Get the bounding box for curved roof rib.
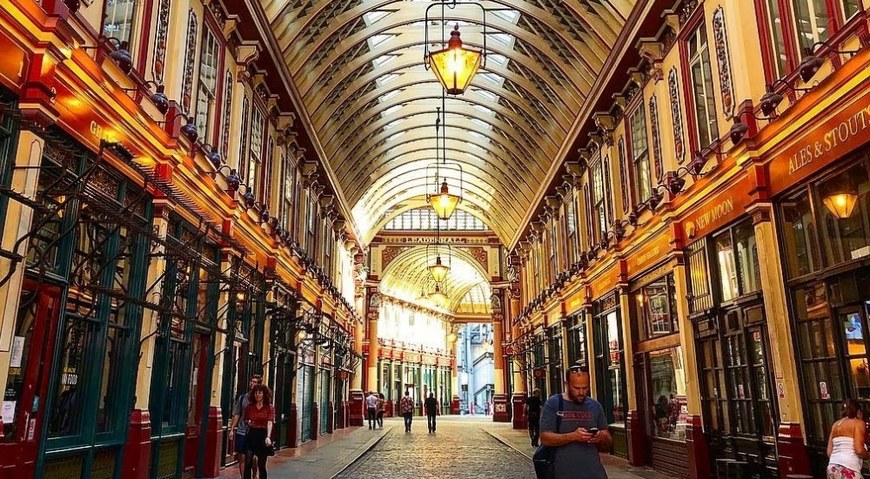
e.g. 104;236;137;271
261;0;634;244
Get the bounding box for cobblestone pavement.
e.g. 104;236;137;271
336;416;535;479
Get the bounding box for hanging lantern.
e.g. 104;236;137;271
428;282;448;306
428;24;482;95
427;242;452;282
429;180;461;220
822;176;860;220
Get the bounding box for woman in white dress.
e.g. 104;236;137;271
827;399;869;479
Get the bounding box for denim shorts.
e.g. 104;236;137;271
234;432;247;455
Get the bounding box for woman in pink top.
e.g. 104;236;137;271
244;384;275;479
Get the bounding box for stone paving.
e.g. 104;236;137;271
210;415;679;479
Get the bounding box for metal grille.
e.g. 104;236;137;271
43;455;84;479
155;439;181;479
90;449;117;479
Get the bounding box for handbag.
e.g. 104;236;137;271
532;394;564;479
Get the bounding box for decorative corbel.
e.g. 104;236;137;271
545;195;562;213
222;14;240;40
233;40;261;73
611;93;628;119
587;132;603;151
319;195;335;210
266;94;280;118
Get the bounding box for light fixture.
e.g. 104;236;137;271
428;25;482;95
822;178;859;219
428;255;449;283
799;47;825;83
82;36;133;75
426;105;463;220
423;3;488;96
149;84;170;115
158;113;199;143
729;119;749;145
759;84;784;117
428;282;448;305
427;229;452;282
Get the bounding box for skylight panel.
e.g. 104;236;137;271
385;119;404;129
488;54;507;66
363;11;389;25
383;105;402;116
490;33;513;45
372;55;395;67
475;89;498;101
377;74;399;85
370;34;393;47
478;72;502;84
471;118;491;129
387;131;406;142
492;9;520;23
473;105;494;115
468;131;486;140
379;90;400;102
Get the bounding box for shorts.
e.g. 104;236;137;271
234;432;247;455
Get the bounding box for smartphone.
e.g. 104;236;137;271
587;428;599;435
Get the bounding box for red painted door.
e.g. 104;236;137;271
0;282;61;479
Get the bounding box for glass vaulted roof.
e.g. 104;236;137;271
260;0;634;244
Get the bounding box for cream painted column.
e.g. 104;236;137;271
749;204;806;429
509;289;526;394
0;132;45;399
132;202;173;410
351;317;363;390
584;306;598;394
365;292;380;393
673;257;701;416
492;317;506;395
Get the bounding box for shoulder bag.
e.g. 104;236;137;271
532;394;564;479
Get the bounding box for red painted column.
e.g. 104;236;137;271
327;401;335;433
685;414;709;479
200;407;223;478
511;392;528;429
625;410;647;466
776;422;811;477
121;410;152;479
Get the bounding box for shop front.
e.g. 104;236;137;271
592;291;628;458
628;251;688;477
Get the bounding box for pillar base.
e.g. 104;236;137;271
685;414;709;479
349;390;365;426
451;396;461;415
511;392;528;429
289;404;299;448
777;422;811;477
626;410;647;466
121;410;151;479
492;394;511;422
200;407;222;478
312;403;319;440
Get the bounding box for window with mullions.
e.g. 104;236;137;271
281;151;296;233
248;108;265;196
761;0;860;81
148;221;219;433
46;170;152;444
566;193;577;264
546;326;563;395
634;274;680;339
590;160;609;244
686;22;719;149
102;0;138;46
817;161;870;267
714;220;762;302
566;314;588;369
195;26;220;144
549;222;558;282
629;106;652;203
383;208;488;230
0;95;19;223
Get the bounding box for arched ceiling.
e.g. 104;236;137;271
379;246;491;313
261;0;634;244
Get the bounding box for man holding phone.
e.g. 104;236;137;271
538;367;612;478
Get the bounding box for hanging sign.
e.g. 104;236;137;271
819;381;830;400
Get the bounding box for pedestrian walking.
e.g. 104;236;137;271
377;392;385;429
243;384;274;479
536;367;611;479
525;388;543;447
400;390;415;432
826;398;868;478
230;375;262;479
425;393;439;433
365;391;378;430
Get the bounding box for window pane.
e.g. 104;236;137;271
792;0;830;51
195;29;219;142
734;221;761;295
649;348;686;441
630;108;651;202
103;0;136;45
715;232;738;302
765;0;789;78
48;319;90;437
689;24;719;149
843;0;860;19
781;190;820;277
818;162;870;266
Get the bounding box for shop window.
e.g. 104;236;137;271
101;0;138;47
567;314;588;369
547;326;563;395
594;299;625;425
818;162;870;266
687;240;713;313
629;105;652;203
781;189;821;277
686;22;719;149
714;221;762;302
635;274;679;338
647;347;686;440
194;27;220;144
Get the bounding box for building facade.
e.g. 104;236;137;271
507;1;870;478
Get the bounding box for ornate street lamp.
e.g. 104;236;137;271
428;282;448;306
423;2;488;96
427;221;452;282
426;106;463;220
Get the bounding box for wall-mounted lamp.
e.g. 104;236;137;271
197;143;222;169
123;80;169;115
728;119;749;145
212;165;241;192
83;36;133;75
158;113;198;143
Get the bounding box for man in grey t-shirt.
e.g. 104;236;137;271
539;368;612;479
